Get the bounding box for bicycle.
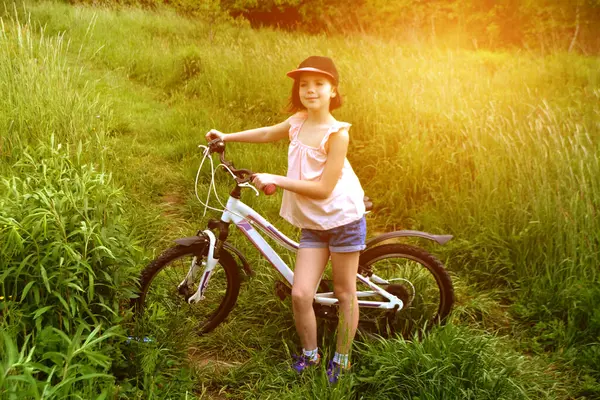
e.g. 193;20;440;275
133;139;454;338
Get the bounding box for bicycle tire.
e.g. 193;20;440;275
135;244;241;335
358;243;454;337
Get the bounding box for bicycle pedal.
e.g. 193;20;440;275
275;281;291;301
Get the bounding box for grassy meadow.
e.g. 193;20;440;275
1;1;599;398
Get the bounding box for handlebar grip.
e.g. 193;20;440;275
263;184;277;196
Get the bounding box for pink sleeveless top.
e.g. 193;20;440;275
279;112;365;230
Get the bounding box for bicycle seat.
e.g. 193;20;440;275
364;196;373;212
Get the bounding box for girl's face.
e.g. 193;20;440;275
298;72;337;111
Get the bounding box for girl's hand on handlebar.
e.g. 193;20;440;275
252;173;279;195
206;129;225;142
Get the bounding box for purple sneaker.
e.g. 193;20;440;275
291;353;320;373
327;360;350;384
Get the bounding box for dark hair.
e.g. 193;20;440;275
286;77;343;113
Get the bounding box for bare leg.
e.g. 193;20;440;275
331;251;361;355
292;247;330;351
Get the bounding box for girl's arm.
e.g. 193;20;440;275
253;129;350;200
206;118;291;143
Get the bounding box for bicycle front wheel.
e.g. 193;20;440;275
358;243;454;337
135;244;241;335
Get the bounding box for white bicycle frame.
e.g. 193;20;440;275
186;194;404;311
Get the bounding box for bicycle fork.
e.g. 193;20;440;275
178;230;219;304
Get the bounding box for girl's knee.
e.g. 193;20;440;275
334;288;356;306
291;287;313;309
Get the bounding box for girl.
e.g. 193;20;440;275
205;56;366;383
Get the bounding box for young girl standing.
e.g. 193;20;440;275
205;56;366;383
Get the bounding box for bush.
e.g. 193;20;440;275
0;142;141;397
0;13;144;397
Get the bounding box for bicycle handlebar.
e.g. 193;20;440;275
207;138;277;196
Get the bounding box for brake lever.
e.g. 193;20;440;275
238;182;260;196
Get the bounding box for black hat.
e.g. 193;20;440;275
286;56;339;85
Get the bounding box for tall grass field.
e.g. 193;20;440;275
1;1;599;398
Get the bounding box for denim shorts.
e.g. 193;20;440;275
299;216;367;253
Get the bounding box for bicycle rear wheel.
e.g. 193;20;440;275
358;243;454;337
135;244;241;336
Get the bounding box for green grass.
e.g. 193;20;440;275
2;1;599;398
